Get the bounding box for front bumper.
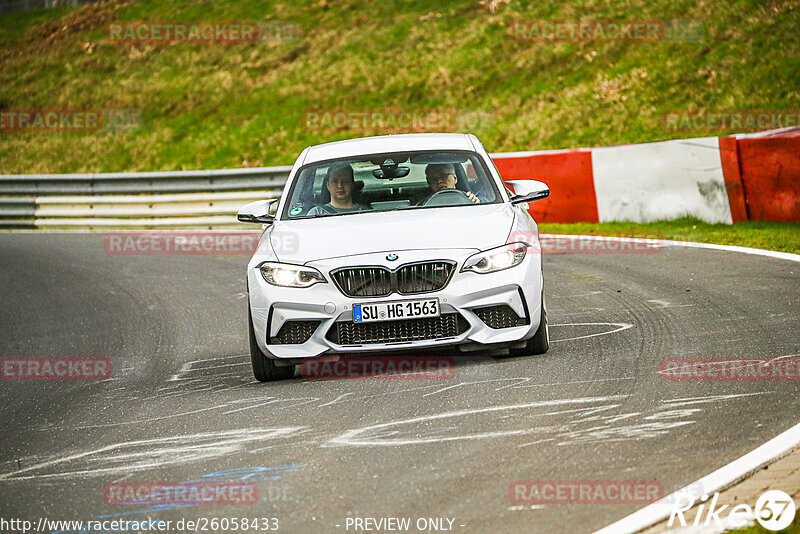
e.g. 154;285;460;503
247;248;543;359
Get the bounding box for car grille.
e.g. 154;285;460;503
270;320;321;344
396;262;454;294
332;267;393;297
473;305;528;329
332;261;455;297
326;313;467;345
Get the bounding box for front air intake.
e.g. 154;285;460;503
326;313;468;345
270;320;321;344
473;305;528;329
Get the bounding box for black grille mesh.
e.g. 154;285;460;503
270;320;321;344
473;305;527;329
396;262;454;294
332;262;454;297
332;267;392;297
327;313;466;345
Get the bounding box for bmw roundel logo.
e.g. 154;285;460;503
386;253;398;261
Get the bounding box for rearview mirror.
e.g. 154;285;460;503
506;180;550;205
237;199;278;224
373;166;410;179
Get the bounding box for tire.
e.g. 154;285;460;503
509;291;550;357
249;305;294;382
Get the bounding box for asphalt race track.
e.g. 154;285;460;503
1;233;799;534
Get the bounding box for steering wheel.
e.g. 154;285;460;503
419;188;474;207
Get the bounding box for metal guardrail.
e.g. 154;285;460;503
0;166;292;229
4;128;794;229
2;0;106;17
0;166;292;194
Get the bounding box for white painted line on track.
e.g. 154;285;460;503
550;322;634;343
661;240;800;263
593;419;800;534
541;234;800;264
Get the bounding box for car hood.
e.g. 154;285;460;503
269;203;516;264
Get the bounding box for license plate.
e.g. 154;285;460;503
353;298;439;323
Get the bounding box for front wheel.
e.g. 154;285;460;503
509;291;550;357
249;305;294;382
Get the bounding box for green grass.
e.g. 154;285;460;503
539;217;800;254
1;0;799;173
724;517;800;533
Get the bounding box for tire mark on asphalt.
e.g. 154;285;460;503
0;428;306;481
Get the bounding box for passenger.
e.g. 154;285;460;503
421;163;480;204
307;164;368;216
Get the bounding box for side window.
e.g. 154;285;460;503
466;156;497;202
287;168;319;217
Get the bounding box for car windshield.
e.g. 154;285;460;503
281;150;502;219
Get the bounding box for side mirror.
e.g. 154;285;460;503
237;199;279;224
506;180;550;205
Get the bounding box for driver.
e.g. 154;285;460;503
421;163;480;204
307;164;368;216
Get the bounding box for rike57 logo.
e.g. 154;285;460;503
670;490;796;531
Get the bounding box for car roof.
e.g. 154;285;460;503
302;133;476;165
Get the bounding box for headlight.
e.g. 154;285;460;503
259;262;327;288
461;243;527;274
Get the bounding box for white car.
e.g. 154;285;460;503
238;133;551;381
